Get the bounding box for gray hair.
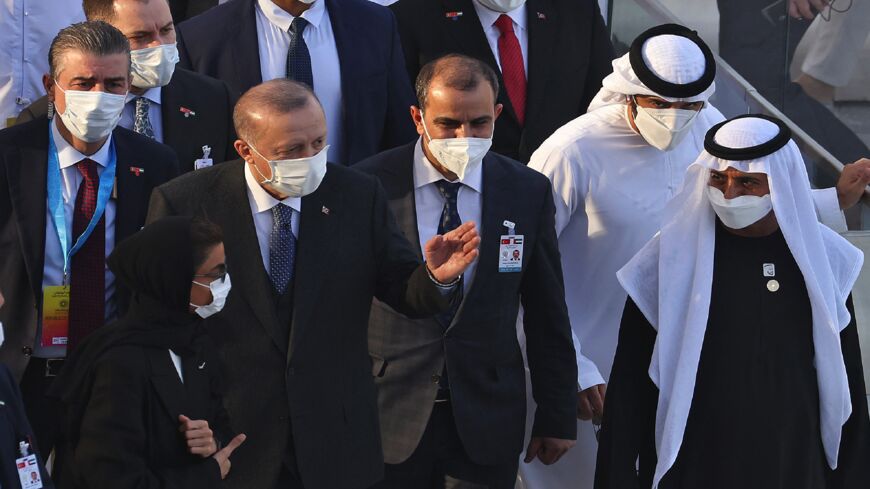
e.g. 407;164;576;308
49;21;131;79
415;54;499;109
233;79;323;144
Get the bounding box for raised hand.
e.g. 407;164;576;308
424;221;481;284
836;158;870;210
178;415;217;457
213;434;247;480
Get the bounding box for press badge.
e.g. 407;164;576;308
498;220;523;273
16;442;43;489
41;286;70;347
194;145;213;170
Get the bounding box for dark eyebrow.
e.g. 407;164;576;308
161;21;174;30
105;76;128;84
433;116;461;125
127;30;152;37
68;76;96;83
470;116;492;124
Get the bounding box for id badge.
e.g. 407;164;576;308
16;454;43;489
498;235;524;272
41;286;70;347
194;158;213;170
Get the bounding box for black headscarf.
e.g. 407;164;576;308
49;216;210;435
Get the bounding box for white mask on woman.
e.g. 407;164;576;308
250;144;330;198
55;84;127;143
632;98;700;152
706;186;773;229
190;274;232;319
130;43;179;89
421;114;491;180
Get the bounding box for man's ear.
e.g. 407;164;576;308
494;103;503;121
233;140;252;161
43;74;55;103
410;105;425;136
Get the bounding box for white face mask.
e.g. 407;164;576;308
421;114;491;181
250;144;329;198
706;186;773;229
632;99;700;152
190;273;232;319
476;0;525;13
55;84;127;143
130;43;179;89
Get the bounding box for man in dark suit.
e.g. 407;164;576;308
391;0;614;163
0;21;178;453
146;78;480;489
355;54;578;488
175;0;417;165
17;0;237;174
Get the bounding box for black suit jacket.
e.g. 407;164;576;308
176;0;417;165
16;69;237;174
391;0;614;162
356;143;578;465
60;343;230;489
0;118;179;379
146;161;451;489
0;364;53;489
169;0;219;23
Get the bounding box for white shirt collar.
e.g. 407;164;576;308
51;117;114;169
125;86;162;106
412;137;483;193
244;162;302;214
257;0;326;31
472;0;527;31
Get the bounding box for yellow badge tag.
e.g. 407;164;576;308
41;286;70;347
5;117;17;129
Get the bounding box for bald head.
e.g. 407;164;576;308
234;79;323;145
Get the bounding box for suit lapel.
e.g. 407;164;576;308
524;0;556;129
211;164;285;354
447;154;511;331
230;0;264;95
146;349;190;420
288;167;342;360
113;131;150;243
6;120;49;303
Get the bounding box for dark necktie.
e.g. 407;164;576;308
434;180;463;327
133;97;155;139
494;14;527;126
270;205;297;295
68;159;106;351
286;17;314;88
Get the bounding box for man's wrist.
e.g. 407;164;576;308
425;263;461;288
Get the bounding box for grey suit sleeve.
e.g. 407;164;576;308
370;178;451;318
520;183;579;440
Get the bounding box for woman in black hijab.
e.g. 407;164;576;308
50;216;246;489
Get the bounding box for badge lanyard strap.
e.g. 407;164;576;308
46;124;117;284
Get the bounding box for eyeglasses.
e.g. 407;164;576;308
193;269;228;285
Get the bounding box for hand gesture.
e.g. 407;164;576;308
424;221;481;284
788;0;830;19
577;383;607;422
213;434;246;480
178;415;217;457
836;158;870;210
524;436;576;465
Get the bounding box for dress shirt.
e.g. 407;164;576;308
120;87;164;142
472;0;529;75
244;163;301;274
169;350;184;383
255;0;345;163
0;1;85;128
413;138;481;293
38;118;117;358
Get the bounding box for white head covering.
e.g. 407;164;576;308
589;24;717;111
617;115;863;488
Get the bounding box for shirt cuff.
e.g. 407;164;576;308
813;187;847;233
425;264;460;295
573;331;605;390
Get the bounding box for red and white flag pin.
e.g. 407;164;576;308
129;166;145;176
321;206;330;215
180;106;196;118
445;11;463;19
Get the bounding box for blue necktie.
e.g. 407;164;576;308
286;17;313;88
270;205;297;295
434;180;463;326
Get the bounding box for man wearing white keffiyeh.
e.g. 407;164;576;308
596;114;870;489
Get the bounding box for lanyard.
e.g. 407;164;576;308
46;124;117;283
